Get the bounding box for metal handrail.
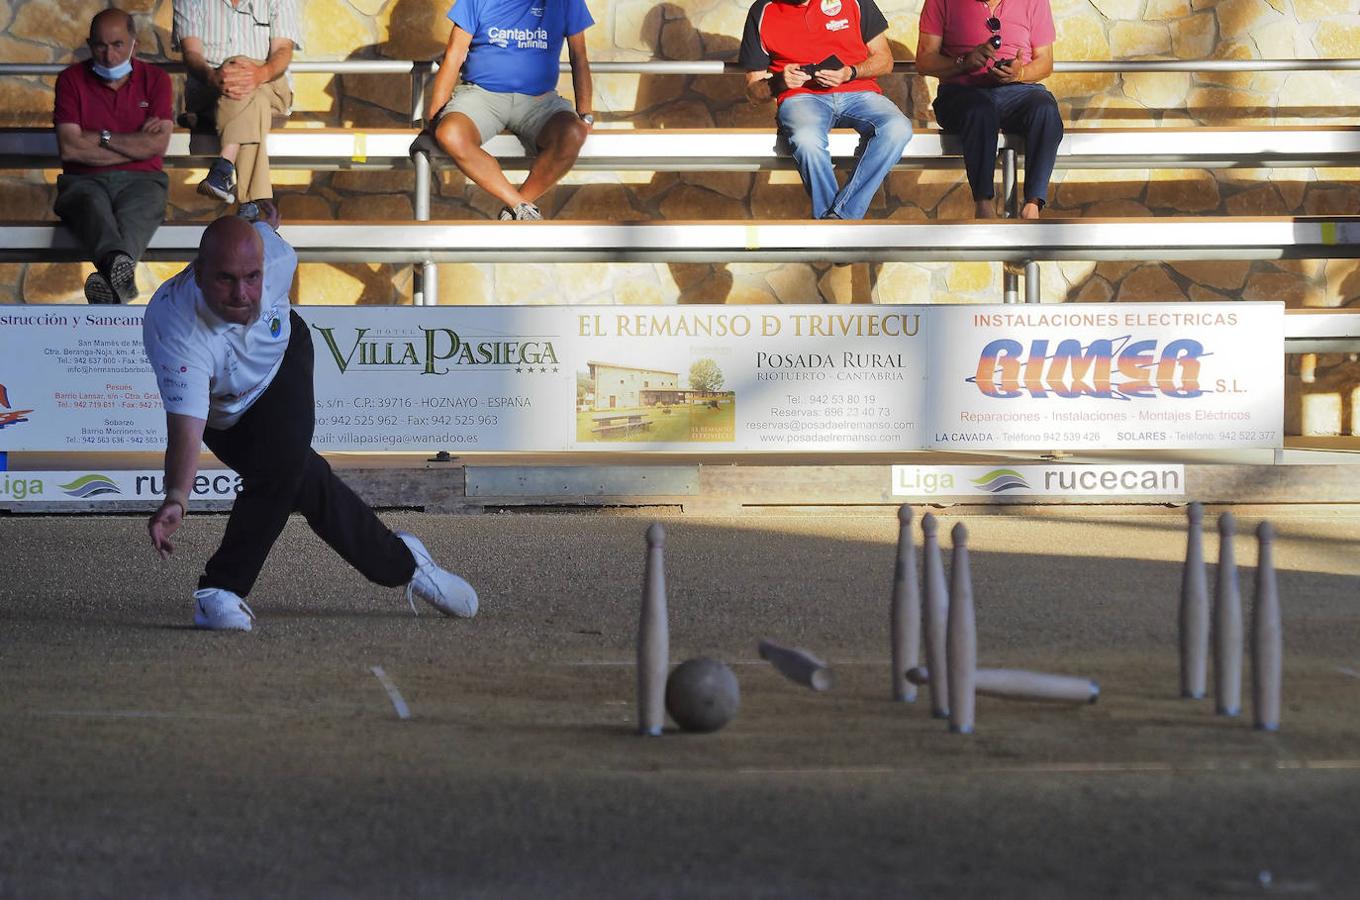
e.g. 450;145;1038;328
4;58;1360;77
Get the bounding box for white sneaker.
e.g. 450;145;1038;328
398;532;479;618
193;587;256;631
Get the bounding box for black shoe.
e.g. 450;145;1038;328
83;271;119;305
106;253;138;301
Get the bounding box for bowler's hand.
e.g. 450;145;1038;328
782;66;812;90
148;501;184;560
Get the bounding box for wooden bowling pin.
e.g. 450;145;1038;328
907;666;1099;704
921;512;950;719
890;505;921;703
637;523;669;736
1252;521;1282;732
758;639;833;691
1180;502;1209;700
1213;512;1243;717
946;522;976;734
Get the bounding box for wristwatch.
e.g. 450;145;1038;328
579;112;595;125
99;129;112;148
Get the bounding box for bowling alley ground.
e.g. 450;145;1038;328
2;505;1358;898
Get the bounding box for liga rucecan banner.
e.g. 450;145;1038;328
0;303;1282;453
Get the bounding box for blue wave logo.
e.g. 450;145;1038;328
58;473;121;498
970;468;1031;493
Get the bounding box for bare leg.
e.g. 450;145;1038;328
1020;200;1042;219
518;111;588;204
435;112;525;208
220;143;240;163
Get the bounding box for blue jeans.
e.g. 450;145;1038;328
933;82;1064;205
777;90;912;219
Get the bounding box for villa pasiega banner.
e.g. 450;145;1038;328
0;303;1283;453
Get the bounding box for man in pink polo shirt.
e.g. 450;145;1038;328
916;0;1063;219
53;9;172;304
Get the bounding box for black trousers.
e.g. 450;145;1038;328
199;311;416;597
932;82;1064;204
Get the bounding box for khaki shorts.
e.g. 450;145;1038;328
438;83;574;150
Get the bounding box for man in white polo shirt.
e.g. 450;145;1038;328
142;206;478;631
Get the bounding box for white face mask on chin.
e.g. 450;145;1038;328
92;41;135;81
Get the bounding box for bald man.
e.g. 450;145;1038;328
142;206;479;631
54;9;171;303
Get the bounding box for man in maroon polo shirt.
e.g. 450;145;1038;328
54;8;172;304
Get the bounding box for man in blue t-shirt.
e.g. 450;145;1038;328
426;0;595;220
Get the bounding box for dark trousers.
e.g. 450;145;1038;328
53;170;168;270
199;311;416;597
933;82;1064;204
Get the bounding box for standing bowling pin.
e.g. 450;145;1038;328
758;639;833;691
921;513;950;719
1213;512;1243;717
637;523;670;736
1252;521;1282;731
946;522;976;734
890;505;921;703
1180;502;1209;699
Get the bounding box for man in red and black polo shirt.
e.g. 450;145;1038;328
53;8;172;304
740;0;911;219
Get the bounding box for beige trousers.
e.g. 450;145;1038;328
188;62;292;202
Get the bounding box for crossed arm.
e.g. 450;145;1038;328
55;118;172;167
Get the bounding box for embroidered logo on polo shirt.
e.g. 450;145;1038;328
820;0;842;15
139;100;149;108
270;316;281;338
826;18;850;31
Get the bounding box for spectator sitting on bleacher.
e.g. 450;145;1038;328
173;0;302;218
53;9;171;305
423;0;595;221
739;0;911;220
915;0;1063;219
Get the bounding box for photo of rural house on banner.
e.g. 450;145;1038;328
576;357;735;444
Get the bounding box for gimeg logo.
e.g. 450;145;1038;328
970;336;1206;400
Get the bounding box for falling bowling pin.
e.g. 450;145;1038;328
637;523;669;736
1213;512;1243;717
1252;521;1282;732
921;512;950;719
946;522;976;734
1180;502;1209;700
890;505;921;703
758;639;833;691
906;666;1098;704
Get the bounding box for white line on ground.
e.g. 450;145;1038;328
717;759;1360;777
1336;666;1360;680
370;665;412;720
34;710;262;721
562;659;887;667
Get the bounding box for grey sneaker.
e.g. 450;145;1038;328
107;252;138;301
397;532;478;618
498;201;542;221
193;587;256;632
237;201;261;222
83;271;119;305
198;160;237;204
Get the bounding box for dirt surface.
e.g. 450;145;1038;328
2;508;1359;898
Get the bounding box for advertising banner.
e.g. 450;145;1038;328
0;303;1284;454
567;307;928;451
0;469;240;506
891;464;1186;499
926;304;1283;450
